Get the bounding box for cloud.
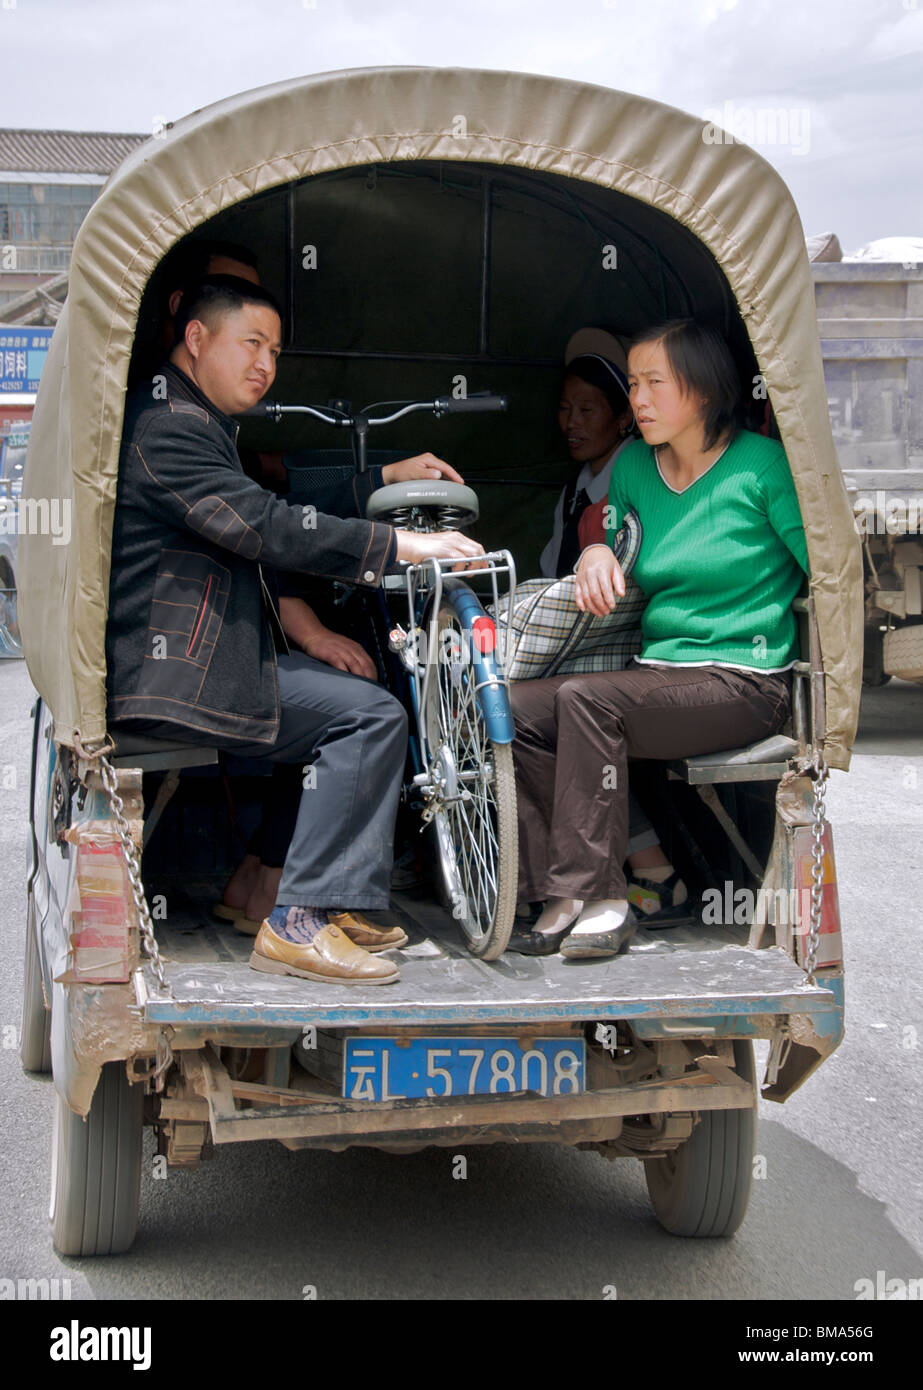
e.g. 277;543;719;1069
0;0;918;247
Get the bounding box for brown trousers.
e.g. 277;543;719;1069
510;659;793;901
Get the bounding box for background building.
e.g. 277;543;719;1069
0;128;147;324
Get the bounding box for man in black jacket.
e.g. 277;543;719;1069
107;276;483;984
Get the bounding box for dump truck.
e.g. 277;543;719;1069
812;256;923;683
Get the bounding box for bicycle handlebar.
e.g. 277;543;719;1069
241;391;507;471
433;393;508;416
241;393;507;425
240;402;348;425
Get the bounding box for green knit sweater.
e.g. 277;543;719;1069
605;430;809;671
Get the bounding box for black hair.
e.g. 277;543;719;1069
629;319;742;450
160;238;259;290
172;276;283;347
564;354;632;419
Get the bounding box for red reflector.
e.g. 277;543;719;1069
792;823;842;969
63;832;133;983
471;616;496;654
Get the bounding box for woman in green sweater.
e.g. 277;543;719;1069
510;319;808;958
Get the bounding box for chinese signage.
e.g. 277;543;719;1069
0;327;54;393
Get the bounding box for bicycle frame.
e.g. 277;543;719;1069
395;552;518;749
385;552;519;944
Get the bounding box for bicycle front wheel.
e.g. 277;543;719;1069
421;597;518;959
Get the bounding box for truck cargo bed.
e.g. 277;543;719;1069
136;890;837;1029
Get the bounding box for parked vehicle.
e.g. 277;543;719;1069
811;259;923;683
19;68;861;1255
0;417;27;657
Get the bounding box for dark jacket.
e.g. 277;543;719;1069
106;364;395;745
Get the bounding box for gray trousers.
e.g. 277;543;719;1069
125;653;408;911
236;654;408;909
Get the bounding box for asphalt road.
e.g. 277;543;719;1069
0;658;920;1302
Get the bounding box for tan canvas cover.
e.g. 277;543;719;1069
19;66;862;769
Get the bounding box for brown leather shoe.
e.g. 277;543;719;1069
249;923;400;985
211;903;263;936
327;911;409;952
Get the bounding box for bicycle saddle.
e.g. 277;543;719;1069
365;480;479;528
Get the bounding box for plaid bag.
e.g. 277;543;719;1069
499;510;647;681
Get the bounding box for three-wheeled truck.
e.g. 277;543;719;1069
18;67;862;1255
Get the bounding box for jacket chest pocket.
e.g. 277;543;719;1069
146;549;231;696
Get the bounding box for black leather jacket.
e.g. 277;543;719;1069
105;363;394;745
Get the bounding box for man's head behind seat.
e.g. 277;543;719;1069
164;238;260;317
171;275;283;418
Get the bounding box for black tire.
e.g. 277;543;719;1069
862;626;891;686
643;1039;757;1237
20;897;52;1074
49;1061;144;1256
421;597;518;959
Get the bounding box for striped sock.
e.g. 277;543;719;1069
267;905;327;944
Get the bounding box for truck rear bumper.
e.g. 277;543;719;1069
167;1042;756;1153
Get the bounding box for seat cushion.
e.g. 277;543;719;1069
109;730;219;769
683;734;800;769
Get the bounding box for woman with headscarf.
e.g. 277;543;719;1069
539;328;637;579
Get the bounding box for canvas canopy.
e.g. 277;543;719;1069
19;66;862;769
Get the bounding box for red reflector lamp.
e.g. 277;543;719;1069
792;823;843;969
471;616;496;654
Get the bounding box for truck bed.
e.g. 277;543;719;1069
136;889;838;1030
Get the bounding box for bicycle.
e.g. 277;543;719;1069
255;391;519;960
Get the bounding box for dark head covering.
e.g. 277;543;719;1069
564;352;631;416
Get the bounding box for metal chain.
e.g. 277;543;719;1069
804;750;830;985
98;754;171;994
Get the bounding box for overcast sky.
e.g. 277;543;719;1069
2;0;920;250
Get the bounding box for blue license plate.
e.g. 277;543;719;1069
343;1036;585;1101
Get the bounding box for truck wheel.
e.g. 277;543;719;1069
862;626;890;686
420;595;518;959
643;1039;756;1237
49;1062;144;1256
883;625;923;682
20;898;51;1074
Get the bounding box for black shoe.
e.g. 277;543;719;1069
506;926;570;956
628;870;696;930
637;901;700;930
559;907;638;959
